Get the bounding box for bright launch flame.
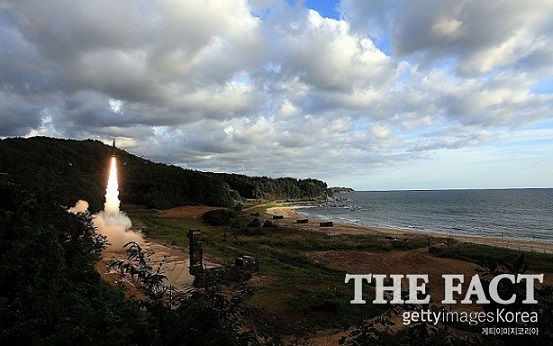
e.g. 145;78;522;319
105;156;120;215
69;152;144;251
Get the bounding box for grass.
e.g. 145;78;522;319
126;204;553;332
127;210;206;246
126;206;393;330
429;243;553;273
243;202;278;215
287;288;380;329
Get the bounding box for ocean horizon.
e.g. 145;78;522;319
297;188;553;243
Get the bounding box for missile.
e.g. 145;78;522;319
112;139;116;156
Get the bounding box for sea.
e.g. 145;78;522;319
296;189;553;243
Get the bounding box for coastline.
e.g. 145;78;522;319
266;205;553;254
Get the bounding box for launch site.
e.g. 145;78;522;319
1;0;553;345
1;137;552;345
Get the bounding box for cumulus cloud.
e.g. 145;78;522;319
1;0;552;189
340;0;553;75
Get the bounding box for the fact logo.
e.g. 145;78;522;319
344;274;544;305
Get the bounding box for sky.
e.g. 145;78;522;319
1;0;552;191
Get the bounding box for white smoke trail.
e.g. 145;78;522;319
69;156;144;251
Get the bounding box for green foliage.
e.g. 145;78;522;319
477;254;553;345
288;289;379;329
0;177;291;346
341;254;553;346
202;209;237;226
0;137;331;211
328;187;354;194
429;243;553;273
0;177;151;345
0;137;108;211
109;240;280;346
340;316;464;346
248;217;263;228
210;172;330;200
110;242;171;305
0;136;234;209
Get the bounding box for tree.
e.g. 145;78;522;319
110;241;276;345
0;177;152;345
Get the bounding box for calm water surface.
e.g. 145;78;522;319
297;189;553;242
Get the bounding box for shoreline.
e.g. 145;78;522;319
266;205;553;254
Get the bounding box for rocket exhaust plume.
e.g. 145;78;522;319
105;156;121;214
93;156;144;251
69;153;144;251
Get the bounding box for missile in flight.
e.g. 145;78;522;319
112;139;116;156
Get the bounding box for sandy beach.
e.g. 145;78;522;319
266;205;553;254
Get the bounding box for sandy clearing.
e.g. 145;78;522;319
97;242;196;294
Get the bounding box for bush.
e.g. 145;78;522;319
288;289;380;328
201;209;236;226
248;217;262;228
0;179;151;345
429;243;553;272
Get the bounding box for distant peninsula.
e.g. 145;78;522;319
329;186;355;193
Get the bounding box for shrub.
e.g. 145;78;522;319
201;209;236;226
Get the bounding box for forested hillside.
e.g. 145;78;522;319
0;176;262;345
212;173;329;200
0;137;329;211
